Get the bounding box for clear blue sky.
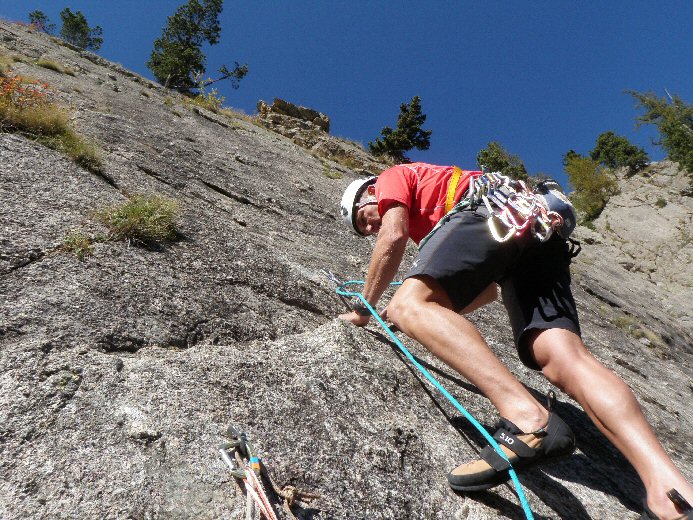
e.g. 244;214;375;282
2;1;692;187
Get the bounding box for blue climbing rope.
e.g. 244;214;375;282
335;279;535;520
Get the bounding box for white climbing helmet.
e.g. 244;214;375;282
340;176;377;236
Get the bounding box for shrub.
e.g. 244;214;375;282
629;90;693;177
369;95;431;163
564;155;618;222
655;197;667;208
183;76;225;112
590;131;649;175
0;73;68;134
0;72;103;172
477;141;528;181
562;149;581;168
97;194;180;245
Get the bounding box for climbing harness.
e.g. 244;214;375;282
328;273;535;520
220;425;319;520
419;170;576;250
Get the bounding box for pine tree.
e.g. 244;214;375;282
147;0;247;93
590;131;648;175
629;90;693;176
476;141;528;181
369;96;431;163
28;10;55;34
59;8;103;51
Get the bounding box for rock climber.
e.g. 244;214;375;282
338;162;693;520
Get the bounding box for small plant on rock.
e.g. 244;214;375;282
62;230;94;260
184;73;225;113
321;160;343;179
97;194;180;245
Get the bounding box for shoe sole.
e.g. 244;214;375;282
448;449;576;492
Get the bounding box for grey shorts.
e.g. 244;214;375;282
406;207;581;370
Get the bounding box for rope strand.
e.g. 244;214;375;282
335;280;535;520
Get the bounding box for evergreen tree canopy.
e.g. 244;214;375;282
590;131;648;175
147;0;247;93
59;8;102;51
368;96;431;163
476;141;528;181
28;10;55;34
629;90;693;176
562;149;582;168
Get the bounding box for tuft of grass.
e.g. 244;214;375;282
62;230;94;260
321;161;343;180
163;96;174;107
0;54;19;75
96;194;180;245
36;58;75;76
38;130;103;172
611;313;668;351
218;106;248;120
0;72;103;172
612;314;637;331
654;197;667;209
334;155;363;170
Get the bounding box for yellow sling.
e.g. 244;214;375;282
445;167;465;213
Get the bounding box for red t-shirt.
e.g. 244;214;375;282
375;163;480;244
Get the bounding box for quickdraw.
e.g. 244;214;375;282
220;425;278;520
469;170;566;243
220;426;319;520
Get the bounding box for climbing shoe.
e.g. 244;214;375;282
640;489;693;520
447;411;575;492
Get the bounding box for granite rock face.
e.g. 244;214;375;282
1;21;691;520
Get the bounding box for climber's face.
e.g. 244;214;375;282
355;203;381;236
